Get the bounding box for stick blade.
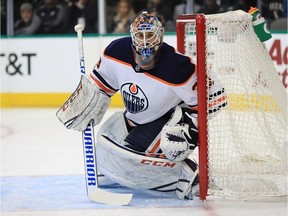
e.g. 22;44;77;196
88;188;133;205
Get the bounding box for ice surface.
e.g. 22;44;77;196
1;108;287;216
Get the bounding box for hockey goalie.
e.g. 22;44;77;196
57;12;227;200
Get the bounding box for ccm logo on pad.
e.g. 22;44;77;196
140;159;176;168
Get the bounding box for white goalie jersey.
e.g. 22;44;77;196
90;37;227;124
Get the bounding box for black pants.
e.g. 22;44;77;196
123;111;173;152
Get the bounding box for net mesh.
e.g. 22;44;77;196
183;10;287;197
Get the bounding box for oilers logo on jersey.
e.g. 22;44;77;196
121;83;148;113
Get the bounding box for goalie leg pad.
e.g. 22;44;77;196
56;75;111;130
176;157;199;200
96;112;182;190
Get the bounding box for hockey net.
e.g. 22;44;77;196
176;10;287;200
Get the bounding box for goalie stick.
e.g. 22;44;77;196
74;24;133;205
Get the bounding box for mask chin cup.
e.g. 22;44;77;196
134;47;158;70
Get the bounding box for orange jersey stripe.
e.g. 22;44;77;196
143;69;196;87
188;95;227;111
104;54;132;67
90;74;116;94
208;95;227;108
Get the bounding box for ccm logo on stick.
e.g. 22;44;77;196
140;159;176;168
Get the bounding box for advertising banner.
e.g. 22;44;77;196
0;34;287;107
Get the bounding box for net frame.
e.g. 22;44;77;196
176;11;287;201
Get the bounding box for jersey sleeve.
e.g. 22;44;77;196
90;55;119;97
206;72;227;119
173;69;227;118
172;72;198;107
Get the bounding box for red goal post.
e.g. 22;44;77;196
176;14;209;200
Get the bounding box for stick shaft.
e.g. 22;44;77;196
75;28;86;75
75;25;133;205
75;25;99;194
82;122;99;193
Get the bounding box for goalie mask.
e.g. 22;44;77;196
130;11;164;70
